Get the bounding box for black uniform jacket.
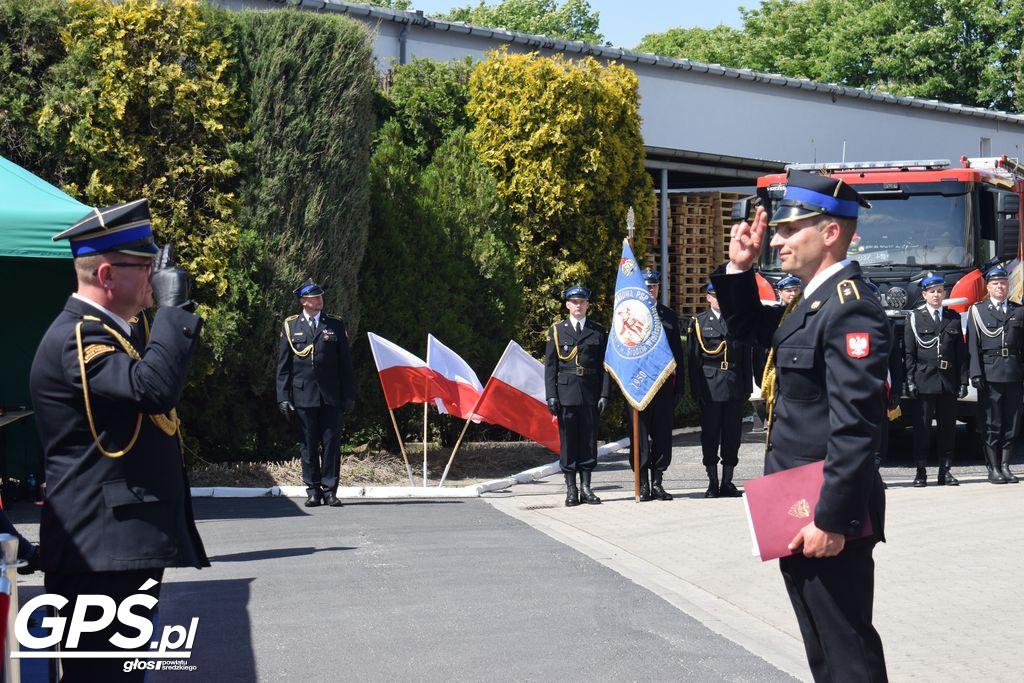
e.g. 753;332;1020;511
687;309;753;403
967;299;1024;382
276;313;356;409
712;263;890;539
544;318;611;406
29;297;208;573
904;306;967;394
658;303;687;397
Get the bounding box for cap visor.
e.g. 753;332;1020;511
768;206;824;226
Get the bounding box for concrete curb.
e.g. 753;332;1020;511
189;427;700;499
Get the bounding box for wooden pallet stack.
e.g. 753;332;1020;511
646;191;747;316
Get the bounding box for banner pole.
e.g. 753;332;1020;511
388;408;415;486
438;418;472;488
633;407;640;502
422;401;429;487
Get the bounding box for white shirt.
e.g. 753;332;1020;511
925;304;943;319
710;308;721;319
305;313;321;329
569;316;587;331
989;297;1008;311
72;293;132;336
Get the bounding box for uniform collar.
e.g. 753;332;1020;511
925;303;943;317
570;316;587;329
802;259;850;300
72;293;132;336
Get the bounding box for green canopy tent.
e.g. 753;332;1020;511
1;154;87;489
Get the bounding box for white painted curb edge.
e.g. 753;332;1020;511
190;427;700;500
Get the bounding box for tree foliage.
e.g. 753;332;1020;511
386;56;474;164
468;50;653;352
440;0;603;44
636;0;1024;112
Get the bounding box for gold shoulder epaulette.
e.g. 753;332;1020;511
82;314;101;322
285;314;299;321
325;313;342;320
837;279;861;304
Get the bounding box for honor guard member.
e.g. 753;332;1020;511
545;285;611;506
967;266;1024;484
777;275;802;305
904;273;968;486
630;268;686;501
712;169;889;682
30;199;208;682
687;281;752;498
277;280;356;507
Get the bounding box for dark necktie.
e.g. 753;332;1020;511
576;321;582;334
310;317;317;333
934;309;940;326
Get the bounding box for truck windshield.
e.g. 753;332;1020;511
762;183;972;270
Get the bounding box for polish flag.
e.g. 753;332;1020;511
426;334;483;420
367;332;445;410
472;341;560;453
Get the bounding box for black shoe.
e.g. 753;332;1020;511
937;466;959;486
1001;464;1019;484
323;492;343;507
639;482;653;502
304;492;323;507
988;469;1008;484
565;485;580;507
704;481;719;498
719;481;742;498
17;547;39;576
651;483;674;501
913;468;927;487
579;471;601;505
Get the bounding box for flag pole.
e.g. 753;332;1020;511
387;408;415;486
633;408;641;502
422;400;429;487
438;418;472;488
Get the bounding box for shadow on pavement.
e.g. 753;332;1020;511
207;546;356;563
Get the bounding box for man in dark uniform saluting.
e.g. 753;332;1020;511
967;266;1023;484
904;273;968;487
277;280;356;507
688;281;752;498
712;170;890;681
30;199;208;682
629;268;686;501
545;285;610;506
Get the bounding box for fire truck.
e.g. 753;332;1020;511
752;155;1024;418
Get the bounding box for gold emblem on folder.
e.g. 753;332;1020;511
787;499;811;519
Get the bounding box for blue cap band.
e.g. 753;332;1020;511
783;186;861;219
70;223;153;256
921;275;944;289
299;283;318;296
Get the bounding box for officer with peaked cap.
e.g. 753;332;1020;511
687;281;752;498
776;275;802;305
29;198;208;681
711;169;890;681
545;285;611;506
967;265;1024;484
904;273;968;487
627;268;686;500
277;279;356;507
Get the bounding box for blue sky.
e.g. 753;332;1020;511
404;1;746;48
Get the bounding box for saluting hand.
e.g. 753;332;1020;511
788;521;845;558
728;205;769;271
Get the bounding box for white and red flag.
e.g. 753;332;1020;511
367;332;446;410
472;340;559;453
426;334;483;420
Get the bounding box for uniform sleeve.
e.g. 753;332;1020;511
966;306;982;380
903;315;917;387
335;319;356;402
544;326;558;401
276;320;293;403
67;307;202;415
710;267;785;349
665;310;687;387
815;297;890;535
686;317;700;403
600;329;611;400
956;317;968;385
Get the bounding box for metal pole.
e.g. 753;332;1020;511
660;168;669;305
0;533;21;683
632;409;641;502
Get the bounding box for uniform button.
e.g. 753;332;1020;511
183;327;193;338
850;519;861;528
792;355;798;362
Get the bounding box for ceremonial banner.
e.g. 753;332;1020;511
472;341;559;453
367;333;446;410
426;334;483;420
603;239;677;410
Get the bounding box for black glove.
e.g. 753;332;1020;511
150;244;193;309
905;383;918;399
971;377;985;390
547;398;560;416
958;384;969;399
887;392;899;410
278;400;294;416
597;397;608;416
342;399;355;415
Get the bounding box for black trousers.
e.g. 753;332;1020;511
979;381;1023;454
45;568;164;683
780;542;888;683
558;404;598;472
295;404;342;494
699;398;743;468
912;393;956;466
630;381;675;474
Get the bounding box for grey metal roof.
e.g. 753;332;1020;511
287;0;1024;128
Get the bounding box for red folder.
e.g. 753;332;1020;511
743;460;873;562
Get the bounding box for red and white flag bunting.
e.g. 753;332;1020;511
367;332;446;410
472;340;559;453
426;334;483;421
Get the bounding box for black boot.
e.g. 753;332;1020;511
986;446;1007;484
937;461;959;486
719;465;742;497
639;468;653;502
564;471;580;507
651;470;673;501
913;467;927;487
1001;448;1019;484
704;466;720;498
579;470;602;504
